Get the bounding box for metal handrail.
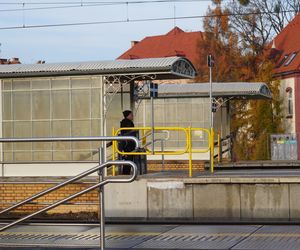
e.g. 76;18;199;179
140;130;170;146
114;127;189;155
0;160;137;232
109;129;170;173
0;136;139;250
0;135;139;165
0;160;133;216
0;136;139;146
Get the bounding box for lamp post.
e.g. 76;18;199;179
208;54;215;128
208;54;215;172
149;81;158;154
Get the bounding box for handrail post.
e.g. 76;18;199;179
210;128;214;173
112;127;116;177
98;146;105;250
161;139;165;171
188;127;193;177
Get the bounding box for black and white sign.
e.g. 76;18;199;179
207;54;215;68
150;82;158;98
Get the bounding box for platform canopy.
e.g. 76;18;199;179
0;57;196;80
157;82;272;99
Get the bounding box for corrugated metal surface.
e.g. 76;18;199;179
233;225;300;250
0;57;196;79
158;82;272;99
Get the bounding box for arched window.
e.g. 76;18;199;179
286;87;293;117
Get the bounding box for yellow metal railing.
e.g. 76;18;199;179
188;127;213;174
114;127;189;155
112;126;215;177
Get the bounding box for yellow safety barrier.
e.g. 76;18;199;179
187;127;212;177
112;126;215;177
114;127;189;155
210;128;214;173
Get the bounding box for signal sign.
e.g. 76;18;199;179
207;55;215;68
150;82;158;98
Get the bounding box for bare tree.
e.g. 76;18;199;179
227;0;300;54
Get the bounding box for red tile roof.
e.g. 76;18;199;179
117;27;203;66
273;14;300;76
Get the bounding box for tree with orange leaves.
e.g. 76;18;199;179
196;0;242;82
196;0;286;160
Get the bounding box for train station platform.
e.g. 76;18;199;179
1;222;300;249
101;168;300;223
2;167;300;223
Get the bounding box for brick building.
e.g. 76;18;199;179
0;58;21;65
272;13;300;158
118;26;203;67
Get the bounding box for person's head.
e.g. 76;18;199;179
123;110;133;120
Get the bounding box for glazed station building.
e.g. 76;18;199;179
0;57;197;176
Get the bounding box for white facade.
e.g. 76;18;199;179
279;77;296;134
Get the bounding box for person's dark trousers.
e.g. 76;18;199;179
122;155;133;175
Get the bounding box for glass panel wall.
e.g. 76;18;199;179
135;98;212;149
1;76;105;161
106;92;131;136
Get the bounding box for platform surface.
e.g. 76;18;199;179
1;223;300;249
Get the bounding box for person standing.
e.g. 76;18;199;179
119;110;137;175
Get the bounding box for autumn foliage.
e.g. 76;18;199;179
196;0;286;160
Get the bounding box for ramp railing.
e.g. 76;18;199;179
0;136;139;250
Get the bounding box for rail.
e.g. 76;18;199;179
113;127;214;177
0;160;137;232
142;130;169;170
110;128;170;175
0;136;139;250
114;127;189;155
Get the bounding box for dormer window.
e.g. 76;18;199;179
285;52;298;66
276;54;289;68
286;87;293;118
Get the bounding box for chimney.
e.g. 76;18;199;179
131;41;139;47
9;58;21;64
0;59;8;64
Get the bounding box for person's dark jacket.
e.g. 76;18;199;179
119;118;137;152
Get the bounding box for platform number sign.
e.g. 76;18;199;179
150;82;158;98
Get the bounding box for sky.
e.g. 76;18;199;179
0;0;211;64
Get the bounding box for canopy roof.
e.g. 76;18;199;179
158;82;272;99
0;57;196;80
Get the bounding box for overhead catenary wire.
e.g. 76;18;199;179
0;0;217;12
0;9;297;30
0;0;214;5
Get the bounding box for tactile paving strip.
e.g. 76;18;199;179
133;233;249;249
0;232;158;248
1;225;300;249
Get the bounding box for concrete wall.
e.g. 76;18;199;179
105;177;300;222
3;176;300;221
